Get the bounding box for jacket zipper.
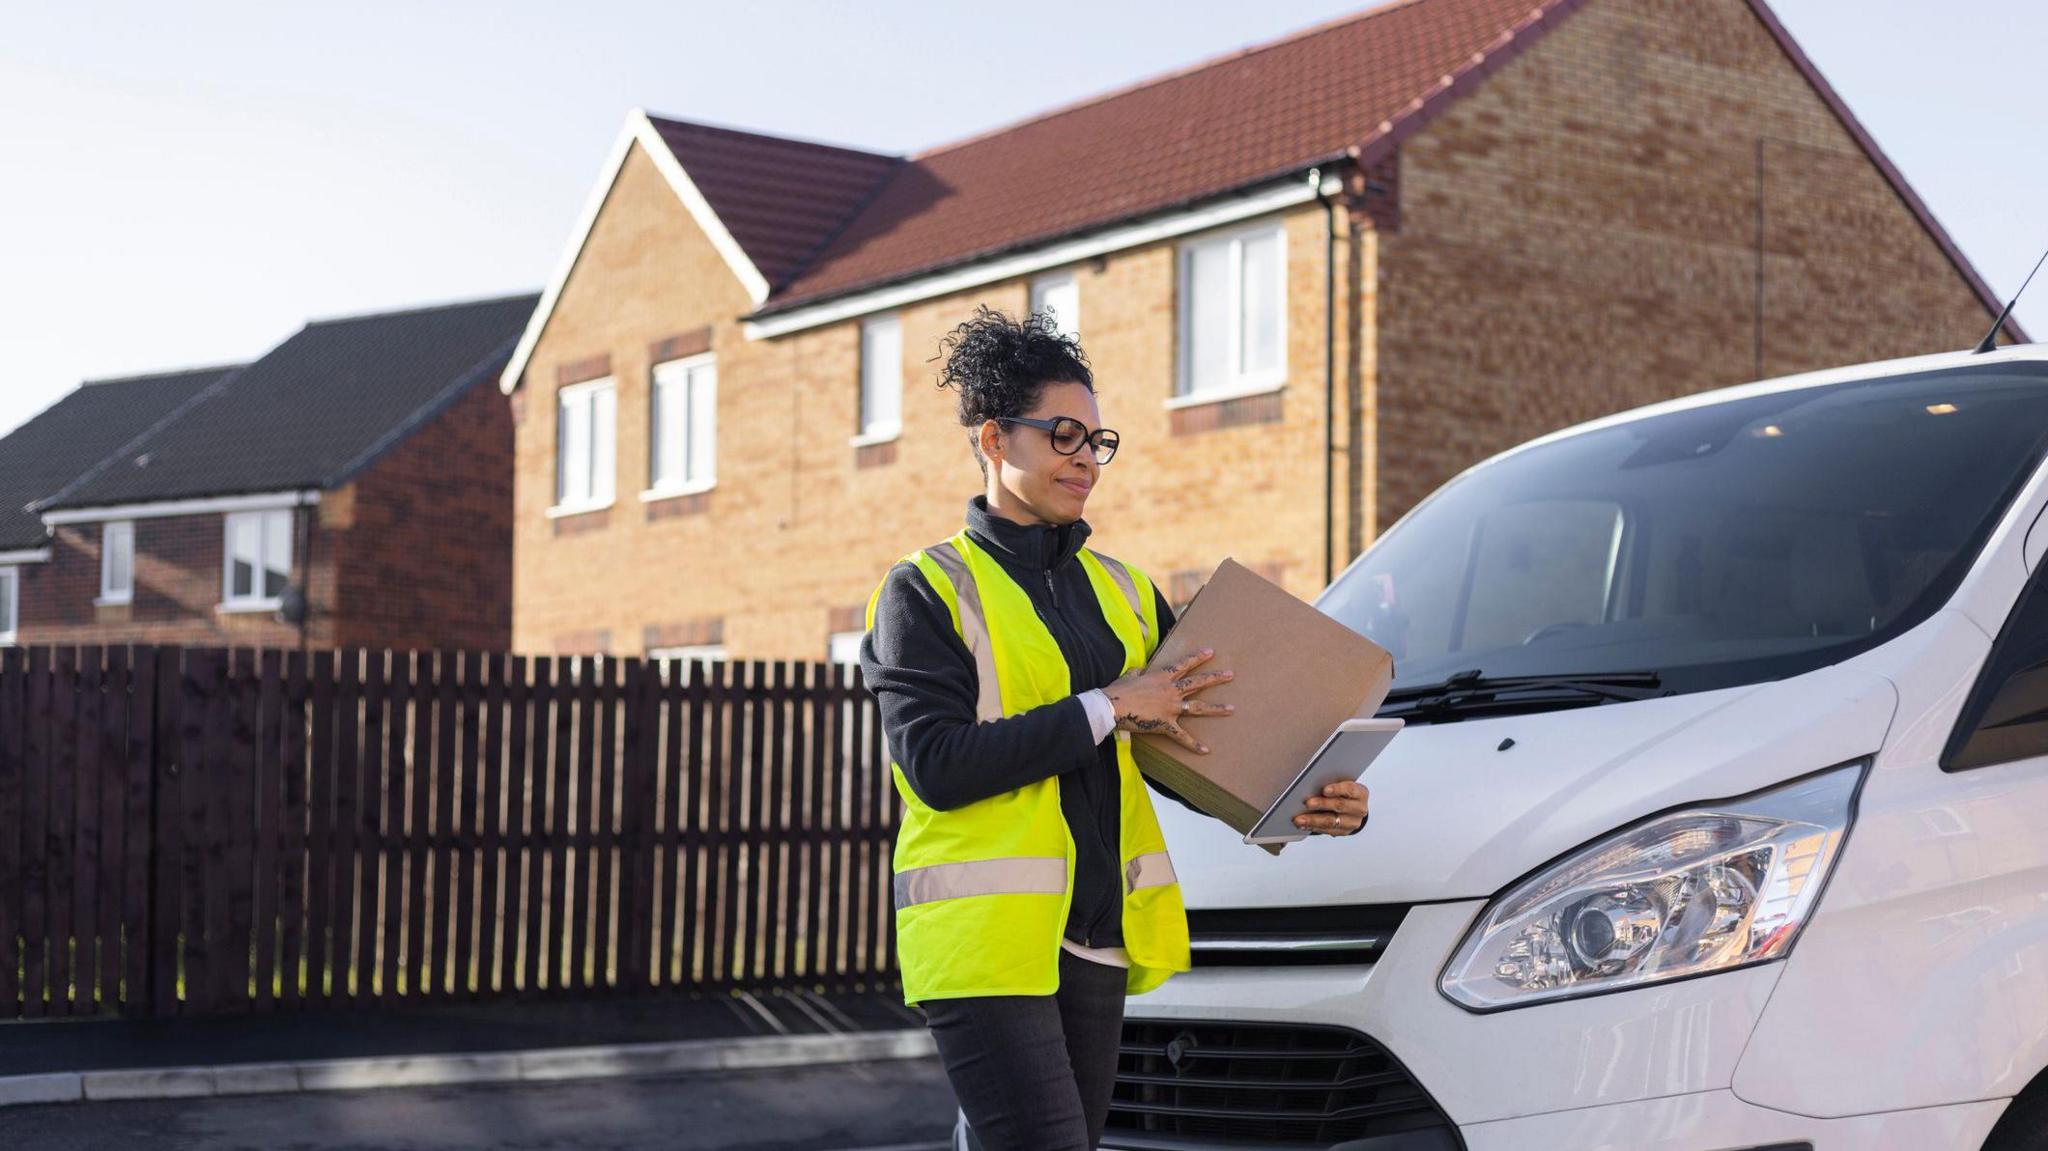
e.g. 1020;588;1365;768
1032;557;1117;949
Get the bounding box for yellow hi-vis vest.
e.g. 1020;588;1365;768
865;529;1191;1005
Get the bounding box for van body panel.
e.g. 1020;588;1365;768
1736;609;2048;1117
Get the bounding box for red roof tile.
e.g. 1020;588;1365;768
750;0;1569;312
646;117;900;290
633;0;2015;345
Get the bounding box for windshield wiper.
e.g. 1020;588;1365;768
1379;669;1665;722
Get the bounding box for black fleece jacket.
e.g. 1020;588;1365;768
859;496;1202;951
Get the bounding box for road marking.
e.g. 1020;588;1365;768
784;993;843;1036
734;989;793;1035
800;989;865;1033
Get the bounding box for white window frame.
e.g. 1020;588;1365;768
644;353;717;500
220;508;293;612
1172;219;1288;407
0;566;17;643
1030;271;1079;340
827;629;865;666
853;313;903;446
98;519;134;605
648;643;729;683
550;377;617;516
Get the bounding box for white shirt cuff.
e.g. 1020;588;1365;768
1078;688;1117;744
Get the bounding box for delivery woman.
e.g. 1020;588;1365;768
859;306;1369;1151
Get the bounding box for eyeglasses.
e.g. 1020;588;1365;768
996;416;1120;465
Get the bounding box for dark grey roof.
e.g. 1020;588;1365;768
39;292;539;512
0;366;239;549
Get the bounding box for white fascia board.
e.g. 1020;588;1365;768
41;490;320;526
741;172;1343;342
499;110;771;396
0;549;51;564
634;113;772;306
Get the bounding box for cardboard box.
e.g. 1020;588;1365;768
1130;558;1394;850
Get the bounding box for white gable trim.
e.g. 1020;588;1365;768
41;490;320;526
499;109;771;395
740;171;1341;341
0;548;51;564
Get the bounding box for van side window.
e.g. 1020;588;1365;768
1945;562;2048;771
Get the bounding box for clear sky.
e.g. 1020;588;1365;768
3;0;2043;436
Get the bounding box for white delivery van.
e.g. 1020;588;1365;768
1107;344;2048;1151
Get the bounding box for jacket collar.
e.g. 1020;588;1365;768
965;494;1091;573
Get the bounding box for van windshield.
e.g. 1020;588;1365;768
1322;362;2048;702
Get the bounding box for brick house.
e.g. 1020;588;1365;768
8;293;537;652
498;0;2024;663
0;366;240;644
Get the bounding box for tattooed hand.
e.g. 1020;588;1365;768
1103;647;1235;754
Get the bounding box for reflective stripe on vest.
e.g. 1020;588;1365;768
1092;554;1150;647
893;856;1067;909
1125;850;1177;893
923;540;1005;724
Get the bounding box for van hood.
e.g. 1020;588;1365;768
1153;663;1898;907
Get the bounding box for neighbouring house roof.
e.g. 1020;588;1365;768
35;292;538;514
0;366;238;550
503;0;2023;389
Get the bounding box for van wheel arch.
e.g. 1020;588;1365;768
1983;1069;2048;1150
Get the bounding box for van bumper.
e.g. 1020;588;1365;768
1458;1090;2005;1150
1113;901;2004;1149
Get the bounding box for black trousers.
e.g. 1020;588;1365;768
918;948;1128;1151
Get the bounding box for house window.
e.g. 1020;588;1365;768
0;567;16;643
857;314;902;442
827;629;865;666
649;643;729;683
222;509;292;609
1176;221;1286;402
555;378;617;510
649;354;716;495
99;520;134;604
1031;271;1079;340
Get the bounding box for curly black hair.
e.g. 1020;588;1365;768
934;305;1093;475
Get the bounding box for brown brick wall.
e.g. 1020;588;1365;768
1371;0;2004;529
511;141;1358;661
331;373;514;653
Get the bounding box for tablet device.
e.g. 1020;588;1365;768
1243;717;1404;845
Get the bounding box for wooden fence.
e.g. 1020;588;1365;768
0;645;902;1019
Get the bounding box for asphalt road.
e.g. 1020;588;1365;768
0;1056;956;1151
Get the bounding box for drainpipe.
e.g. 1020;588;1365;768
277;490;316;655
1310;167;1338;588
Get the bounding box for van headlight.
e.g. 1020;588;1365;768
1440;761;1866;1012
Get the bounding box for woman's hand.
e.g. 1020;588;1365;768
1104;648;1235;753
1296;780;1368;835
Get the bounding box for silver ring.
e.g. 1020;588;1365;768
1179;699;1189;714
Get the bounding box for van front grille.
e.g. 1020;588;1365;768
1105;1019;1457;1148
1185;904;1409;967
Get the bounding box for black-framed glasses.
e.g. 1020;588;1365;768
996;416;1120;465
